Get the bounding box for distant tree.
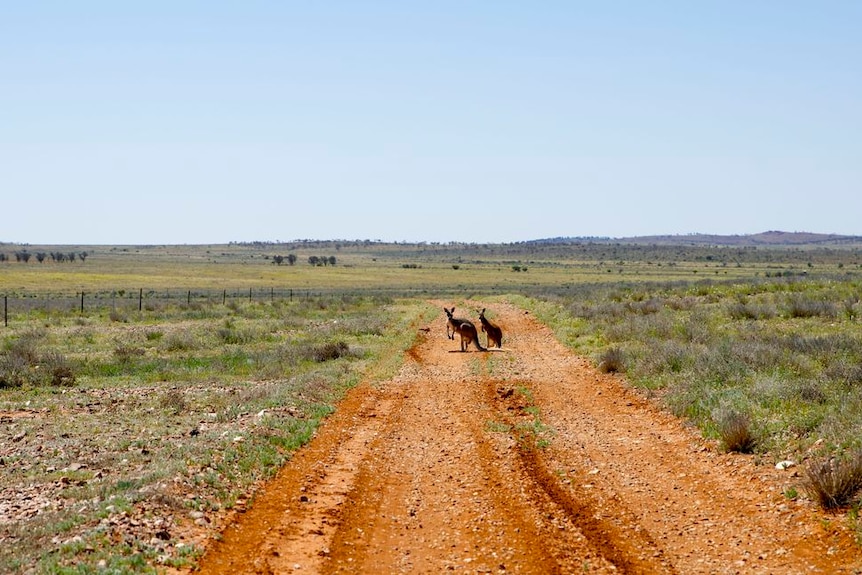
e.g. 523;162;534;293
0;253;6;262
328;256;337;266
68;252;76;262
272;255;285;265
308;255;320;266
15;251;31;263
287;253;297;266
79;251;88;262
36;252;46;263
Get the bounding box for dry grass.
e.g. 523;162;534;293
714;409;757;454
597;347;625;373
804;451;862;510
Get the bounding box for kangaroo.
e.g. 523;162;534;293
444;306;472;340
478;308;503;348
443;307;486;352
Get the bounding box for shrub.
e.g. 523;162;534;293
4;332;41;364
715;409;757;453
804;450;862;510
597;347;625;373
630;298;662;315
795;381;827;404
0;352;28;387
42;351;76;386
218;327;253;345
161;389;189;415
109;309;128;323
826;361;862;388
307;341;350;363
114;345;146;363
163;331;199;351
727;302;776;320
786;296;837;319
0;343;75;387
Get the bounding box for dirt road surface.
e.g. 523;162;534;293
193;301;862;574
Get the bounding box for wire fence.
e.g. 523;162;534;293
0;285;511;326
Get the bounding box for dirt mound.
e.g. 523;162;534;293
194;301;861;574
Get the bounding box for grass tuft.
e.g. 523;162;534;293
307;341;351;363
804;450;862;510
597;347;625;373
160;388;189;415
715;409;757;453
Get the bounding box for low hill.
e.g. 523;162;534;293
529;231;862;247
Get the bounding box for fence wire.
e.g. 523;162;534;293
1;284;519;325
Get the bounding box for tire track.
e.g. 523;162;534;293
486;379;676;574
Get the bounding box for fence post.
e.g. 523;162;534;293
223;289;226;305
249;287;252;302
139;288;143;311
80;291;84;314
188;290;191;305
4;295;7;327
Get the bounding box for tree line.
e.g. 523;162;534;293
270;254;337;267
1;251;89;263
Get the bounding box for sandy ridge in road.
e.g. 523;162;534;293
196;300;862;574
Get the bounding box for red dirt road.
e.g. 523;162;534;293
194;301;862;574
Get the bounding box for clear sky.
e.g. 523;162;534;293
2;2;860;244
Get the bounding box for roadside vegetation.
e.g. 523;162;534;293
515;276;862;515
0;294;431;573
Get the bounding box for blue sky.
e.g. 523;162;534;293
2;2;860;244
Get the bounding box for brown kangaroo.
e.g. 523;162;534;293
478;308;503;348
443;307;486;352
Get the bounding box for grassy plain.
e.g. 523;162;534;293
4;240;859;295
3;239;862;572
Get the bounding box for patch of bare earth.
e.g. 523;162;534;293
192;301;862;574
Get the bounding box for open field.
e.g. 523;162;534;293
2;240;862;572
3;240;862;296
